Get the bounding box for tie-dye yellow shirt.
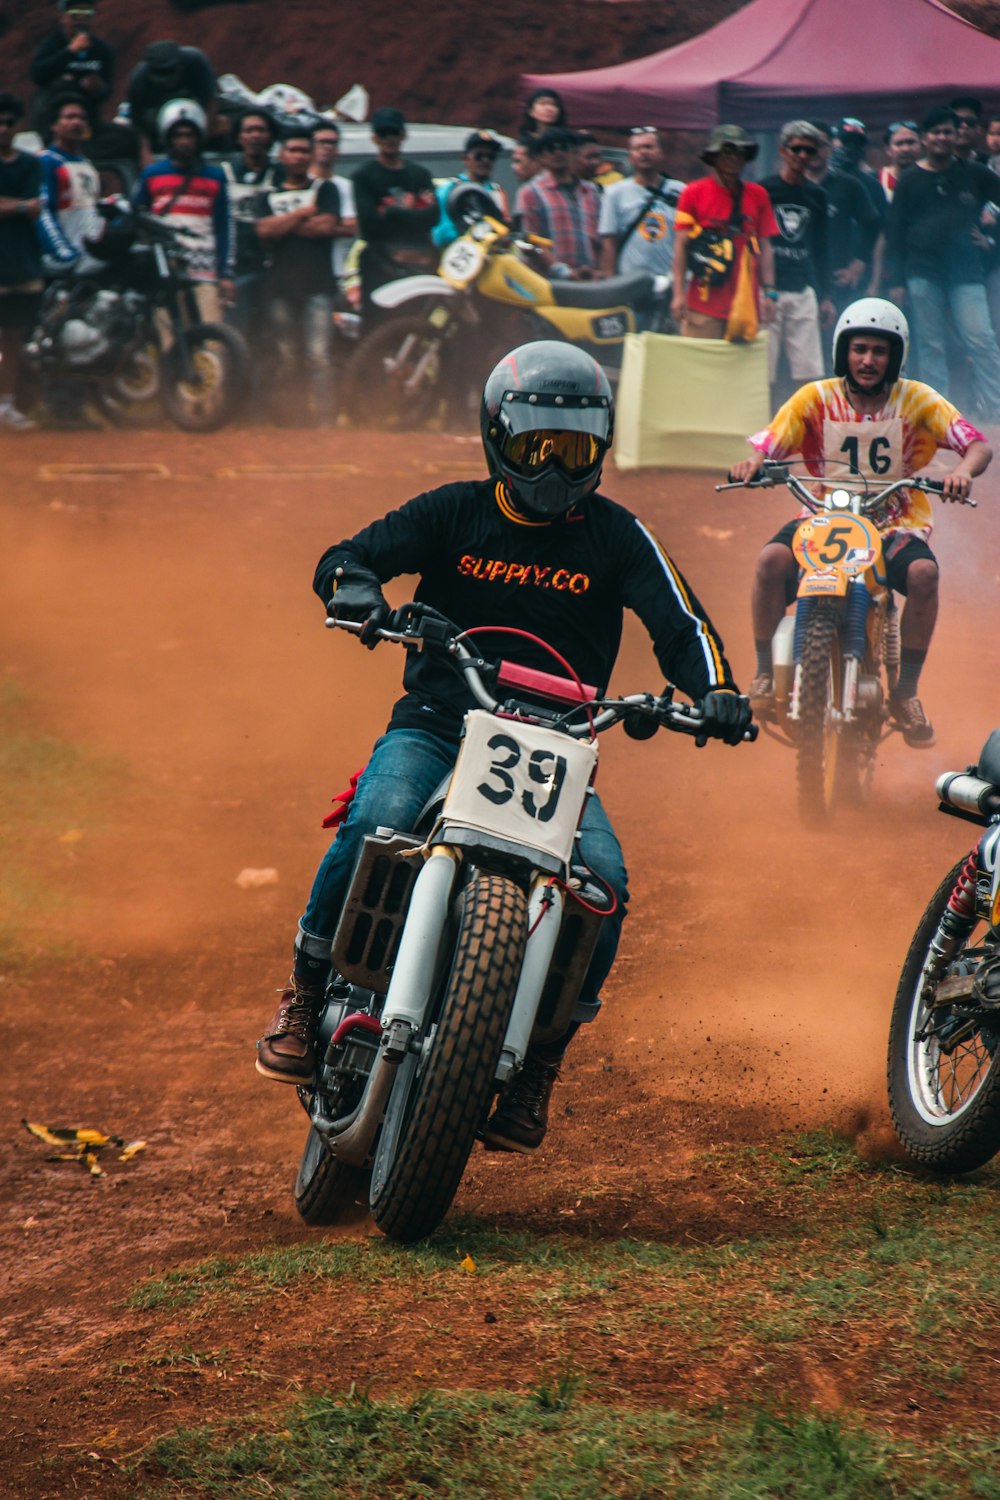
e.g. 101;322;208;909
748;377;984;537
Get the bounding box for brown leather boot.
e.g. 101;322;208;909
255;979;324;1084
483;1055;561;1154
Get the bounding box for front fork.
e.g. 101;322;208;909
787;585;869;724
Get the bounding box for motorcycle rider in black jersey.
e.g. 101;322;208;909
257;340;753;1153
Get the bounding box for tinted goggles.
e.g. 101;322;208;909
502;428;601;475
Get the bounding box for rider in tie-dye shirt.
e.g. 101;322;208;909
730;298;991;747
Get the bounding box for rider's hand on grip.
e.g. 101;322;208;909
327;568;390;649
699;690;755;746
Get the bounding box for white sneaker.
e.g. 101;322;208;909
0;403;37;431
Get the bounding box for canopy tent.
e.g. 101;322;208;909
522;0;1000;132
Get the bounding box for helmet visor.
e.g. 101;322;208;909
501;427;601;477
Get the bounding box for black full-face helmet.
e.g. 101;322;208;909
481;341;614;519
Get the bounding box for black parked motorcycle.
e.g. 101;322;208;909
887;729;1000;1172
25;201;248;432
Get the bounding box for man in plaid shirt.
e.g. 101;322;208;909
516;126;600;279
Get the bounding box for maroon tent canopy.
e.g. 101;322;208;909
522;0;1000;132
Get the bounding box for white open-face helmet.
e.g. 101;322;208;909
833;297;909;384
156;98;207;147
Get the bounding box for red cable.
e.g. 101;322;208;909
461;625;596;738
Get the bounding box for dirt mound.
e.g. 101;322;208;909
5;0;998;139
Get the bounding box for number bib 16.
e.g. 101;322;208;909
822;417;903;481
441;710;598;867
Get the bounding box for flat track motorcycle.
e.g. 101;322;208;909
887;730;1000;1172
293;603;755;1243
716;461;966;825
347;185;671;430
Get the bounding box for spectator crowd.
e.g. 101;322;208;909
2;0;1000;431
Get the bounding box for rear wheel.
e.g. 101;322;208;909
97;342;161;427
294;1124;370;1226
369;872;526;1243
888;858;1000;1172
796;601;846;825
347;314;451;430
161;322;248;432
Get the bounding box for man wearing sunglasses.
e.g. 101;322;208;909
256;338;750;1153
759;121;834;401
433;131;510;249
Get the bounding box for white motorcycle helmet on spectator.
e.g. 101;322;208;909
156;98;208;148
833;297;909;386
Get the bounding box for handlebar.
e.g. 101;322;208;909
715;460;975;511
325;604;757;745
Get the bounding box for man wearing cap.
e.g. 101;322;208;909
31;2;115;138
599;127;682;282
518;125;600;279
760;121;834;399
352;106;438;322
671;124;778;339
126;40;215;151
433;132;510;249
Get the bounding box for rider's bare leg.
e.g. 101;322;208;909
751;543;797;692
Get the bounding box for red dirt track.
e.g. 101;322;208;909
0;424;998;1494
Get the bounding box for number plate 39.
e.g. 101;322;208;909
442;710;598;866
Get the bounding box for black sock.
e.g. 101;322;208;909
293;947;331;996
896;647;926;700
755;639;773;677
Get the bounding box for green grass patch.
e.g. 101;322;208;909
139;1386;1000;1499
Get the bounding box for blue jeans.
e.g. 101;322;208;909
298;727;629;1017
266;292;335;418
906;278;1000;417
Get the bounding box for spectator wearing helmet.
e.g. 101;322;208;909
30;1;115;139
730;296;992;748
255;125;341;426
0;92;44;431
887;105;1000;419
671;124;779;339
126;40;215;152
254;340;750;1150
132;99;234;321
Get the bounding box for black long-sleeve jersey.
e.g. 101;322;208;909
314;478;736;742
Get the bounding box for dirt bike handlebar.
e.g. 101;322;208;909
325;609;756;744
715;462;975;509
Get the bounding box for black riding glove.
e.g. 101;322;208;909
699;690;753;746
327;567;390;648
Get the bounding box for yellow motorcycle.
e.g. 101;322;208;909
716;461;962;824
347;185;670;429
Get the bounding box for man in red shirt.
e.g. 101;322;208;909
671;124;778;338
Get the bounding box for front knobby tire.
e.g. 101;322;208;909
294;1123;371;1226
347;314;450;430
161;322;248;432
369;871;527;1243
796;602;846;825
887;858;1000;1173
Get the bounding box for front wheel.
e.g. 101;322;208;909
796;601;846;825
346;313;451;430
887;857;1000;1172
161;322;248;432
369;871;527;1243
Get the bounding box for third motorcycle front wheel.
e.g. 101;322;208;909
796;602;848;825
368;871;527;1243
887;857;1000;1172
346;314;451;430
161;322;248;432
